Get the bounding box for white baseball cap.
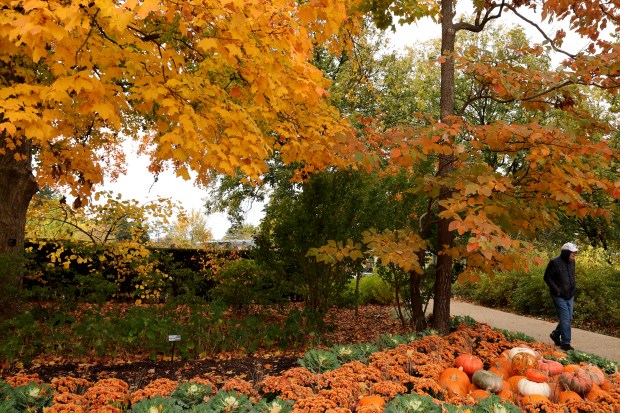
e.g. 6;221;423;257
561;242;579;252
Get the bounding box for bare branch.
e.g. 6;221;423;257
454;1;508;33
503;4;578;59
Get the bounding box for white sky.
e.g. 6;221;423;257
102;142;262;240
102;7;596;240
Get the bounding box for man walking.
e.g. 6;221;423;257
544;242;578;351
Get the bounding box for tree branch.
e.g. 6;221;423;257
503;4;578;59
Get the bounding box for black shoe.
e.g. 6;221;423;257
560;344;574;351
550;333;561;346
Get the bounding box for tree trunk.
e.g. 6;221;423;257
408;251;427;331
354;271;361;317
432;0;456;334
0;134;38;257
394;274;407;329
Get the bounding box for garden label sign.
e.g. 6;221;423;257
168;335;181;361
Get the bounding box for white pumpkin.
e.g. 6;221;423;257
508;346;538;360
518;378;551;397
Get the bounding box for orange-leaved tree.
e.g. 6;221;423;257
352;0;620;333
0;0;362;257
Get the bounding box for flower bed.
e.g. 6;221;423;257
1;323;618;412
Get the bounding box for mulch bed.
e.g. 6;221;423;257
17;356;301;389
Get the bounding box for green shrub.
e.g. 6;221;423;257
356;274;394;305
210;259;290;311
74;274;117;303
0;300;314;363
0;310;44;363
22;241;245;304
22;242;121;303
573;249;620;331
509;268;556;317
454;272;516;308
450;315;477;330
0;253;27;319
164;267;212;299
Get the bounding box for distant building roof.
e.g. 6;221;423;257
205;239;255;249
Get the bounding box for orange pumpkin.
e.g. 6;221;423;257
525;368;549;383
497;382;514;402
584;384;610;402
508;375;526;393
601;380;614;392
520;394;550;404
438;367;470;397
488;357;513;380
470;389;491;400
357;395;385;407
455;354;484;375
563;364;582;373
538;359;564;376
502;379;511;391
557;390;582;404
512;352;538;375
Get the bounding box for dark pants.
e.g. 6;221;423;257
551;295;574;345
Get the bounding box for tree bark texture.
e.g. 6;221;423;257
0;134;38;255
432;0;456;334
408;269;428;331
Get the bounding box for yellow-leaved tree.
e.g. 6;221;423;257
0;0;362;257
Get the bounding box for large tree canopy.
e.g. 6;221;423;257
334;0;620;332
203;7;620;332
4;0;620;335
0;0;362;253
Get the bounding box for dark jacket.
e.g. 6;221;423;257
544;253;576;299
